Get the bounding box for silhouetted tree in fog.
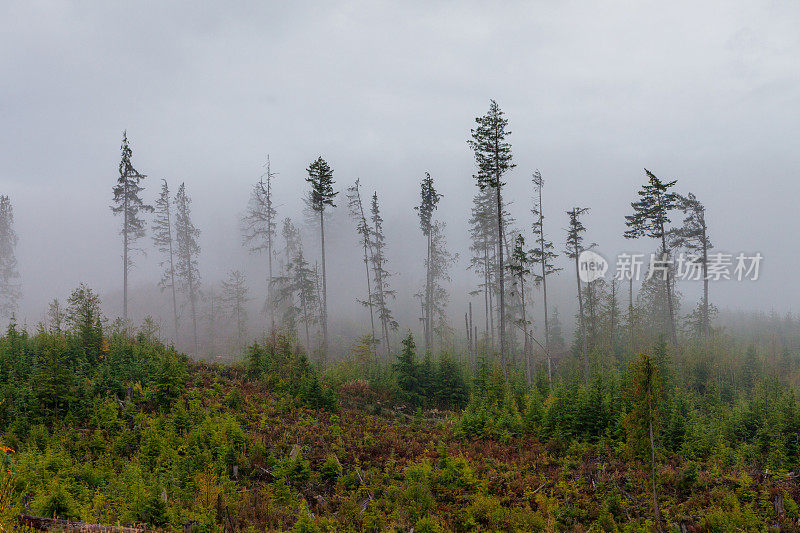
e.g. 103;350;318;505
274;218;319;350
415;172;443;354
421;221;457;350
468;100;515;378
346;179;376;347
624;169;680;348
507;234;532;382
111;131;153;322
370;192;398;355
468;187;498;351
152;179;179;341
0;196;20;320
221;270;250;349
305;157;337;364
670;192;713;340
242;156;279;331
530;171;560;382
566;207;590;383
174;183;201;356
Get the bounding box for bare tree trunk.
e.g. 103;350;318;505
267;176;275;333
363;240;376;344
702;226;709;341
496;186;507;379
609;278;617;355
629;276;634;352
469;302;474;368
659;230;679;348
425;231;432;352
575;252;589;384
484;242;493;350
301;284;311;350
319;211;328;364
123;190;129;323
188;275;198;357
521;281;532;385
464;312;470;366
537;184;552;383
166;208;179;343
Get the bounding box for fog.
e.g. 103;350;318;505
1;1;798;352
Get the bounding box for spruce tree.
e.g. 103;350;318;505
66;283;104;361
566;207;590;383
624;169;680;348
414;172;443;353
530;171;560;381
394;331;420;404
111;131;153;322
468;100;515;378
241;156;278;331
625;353;663;531
174;183;201;356
0;196;21;320
305;157;337;363
152;179;179;341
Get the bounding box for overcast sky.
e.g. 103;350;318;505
1;1;799;327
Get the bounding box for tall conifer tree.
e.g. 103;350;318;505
624;169;680;347
152;179;179;341
111;131;153;322
241;156;278;330
174;183;201;356
305;157;337;363
415;172;443;353
468;100;515;378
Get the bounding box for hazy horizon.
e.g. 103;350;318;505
2;1;798;340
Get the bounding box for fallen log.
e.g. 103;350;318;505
16;514;148;532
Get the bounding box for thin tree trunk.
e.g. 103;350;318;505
521;280;532;385
609;279;617;355
188;275;198;357
659;229;679;348
464;312;470;366
496;186;507;379
575;252;589;384
702;226;709;341
425;231;432;353
123;187;129;323
319;211;328;364
357;194;376;347
363;238;376;344
629;276;634;352
484;242;492;350
301;282;311;350
469;302;474;367
166;204;179;344
267;176;275;333
538;184;552;382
